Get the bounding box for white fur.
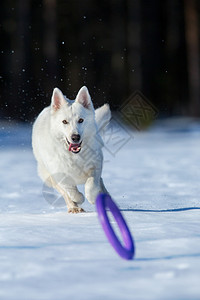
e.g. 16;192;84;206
32;86;111;213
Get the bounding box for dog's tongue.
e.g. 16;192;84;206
68;143;80;152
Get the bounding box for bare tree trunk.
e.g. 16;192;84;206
184;0;200;116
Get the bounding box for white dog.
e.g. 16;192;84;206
32;86;111;213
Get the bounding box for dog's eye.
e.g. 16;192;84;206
62;120;68;124
78;118;84;123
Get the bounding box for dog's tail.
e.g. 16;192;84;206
95;104;111;130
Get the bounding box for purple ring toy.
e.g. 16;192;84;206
96;193;135;260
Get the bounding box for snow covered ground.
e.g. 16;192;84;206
0;118;200;300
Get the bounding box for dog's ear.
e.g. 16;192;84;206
75;86;94;110
51;88;66;111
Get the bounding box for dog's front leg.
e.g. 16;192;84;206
66;186;85;205
59;187;85;214
85;176;102;204
49;176;84;213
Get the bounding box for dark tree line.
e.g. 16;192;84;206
0;0;200;122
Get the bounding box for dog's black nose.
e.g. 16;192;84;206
71;134;80;143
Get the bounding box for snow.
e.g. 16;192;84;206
0;119;200;300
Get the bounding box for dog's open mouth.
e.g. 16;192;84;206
66;139;82;154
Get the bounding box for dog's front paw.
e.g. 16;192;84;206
85;190;96;204
68;207;85;214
